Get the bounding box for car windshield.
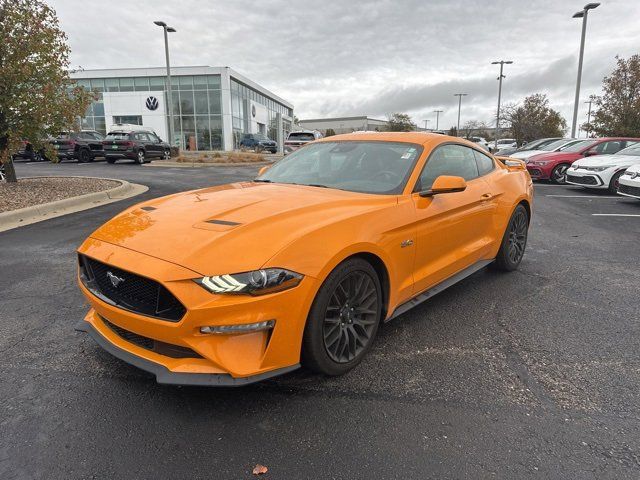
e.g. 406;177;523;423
255;134;269;141
105;133;130;140
541;139;572;151
288;132;316;141
616;143;640;156
498;139;515;144
519;138;556;151
561;139;597;152
257;141;423;195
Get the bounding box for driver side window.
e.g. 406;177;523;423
415;144;480;191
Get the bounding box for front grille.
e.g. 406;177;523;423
528;168;542;176
101;316;202;359
567;174;597;185
79;254;186;322
618;183;640;197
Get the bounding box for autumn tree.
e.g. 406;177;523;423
324;128;336;137
502;94;567;144
590;55;640;137
0;0;93;182
387;113;415;132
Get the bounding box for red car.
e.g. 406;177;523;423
526;137;640;184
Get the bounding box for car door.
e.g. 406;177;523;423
137;132;154;156
146;132;162;157
411;143;497;295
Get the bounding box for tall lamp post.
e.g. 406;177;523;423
584;97;593;138
454;94;468;136
491;60;513;151
423;119;430;131
154;21;176;148
570;3;600;138
433;110;443;131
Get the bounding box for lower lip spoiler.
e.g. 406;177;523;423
75;320;300;387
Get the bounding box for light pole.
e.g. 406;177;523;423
454;94;467;136
423;119;430;131
154;21;176;148
491;60;513;151
571;3;600;138
584;97;593;137
433;110;443;131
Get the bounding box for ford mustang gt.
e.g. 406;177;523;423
76;132;533;386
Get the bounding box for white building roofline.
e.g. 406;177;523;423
70;66;293;110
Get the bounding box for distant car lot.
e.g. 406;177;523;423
2;160;640;478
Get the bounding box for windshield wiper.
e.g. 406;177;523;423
253;179;272;183
306;183;329;188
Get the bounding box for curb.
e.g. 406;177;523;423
143;160;274;168
0;176;148;233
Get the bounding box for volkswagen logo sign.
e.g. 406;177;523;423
251;105;256;118
631;171;639;179
145;96;159;111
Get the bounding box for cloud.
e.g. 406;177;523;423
49;0;640;129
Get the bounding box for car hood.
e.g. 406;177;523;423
574;154;640;167
528;151;582;162
511;150;543;159
90;182;394;276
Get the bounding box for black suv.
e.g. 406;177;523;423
103;129;171;164
239;133;277;153
50;130;105;162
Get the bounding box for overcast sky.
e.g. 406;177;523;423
49;0;640;132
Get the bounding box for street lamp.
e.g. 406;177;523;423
570;3;600;138
491;60;513;151
433;110;443;131
423;119;430;131
453;94;468;136
154;21;177;148
584;97;594;138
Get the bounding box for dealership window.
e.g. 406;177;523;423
105;78;119;92
149;77;165;91
193;76;207;90
134;77;149;91
207;75;221;89
208;90;221;114
113;115;142;125
178;76;193;90
194;91;208;114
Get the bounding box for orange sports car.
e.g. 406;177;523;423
76;132;533;385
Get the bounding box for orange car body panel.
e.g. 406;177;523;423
77;132;533;382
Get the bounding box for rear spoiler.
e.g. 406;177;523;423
496;156;526;170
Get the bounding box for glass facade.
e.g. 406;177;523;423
75;75;223;151
74;71;292;152
230;78;294;149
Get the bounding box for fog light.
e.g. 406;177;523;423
200;320;275;335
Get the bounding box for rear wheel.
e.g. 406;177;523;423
136;149;145;164
302;258;382;375
608;171;624;194
550;163;570;184
78;149;91;163
106;157;116;164
492;204;529;272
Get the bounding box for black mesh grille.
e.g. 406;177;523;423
567;174;597;185
619;183;640;197
79;254;186;322
101;316;202;359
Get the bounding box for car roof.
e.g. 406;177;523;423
315;131;467;148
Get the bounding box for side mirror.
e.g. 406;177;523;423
258;165;270;176
584;149;598;156
419;175;467;197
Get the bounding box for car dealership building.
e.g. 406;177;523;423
70;66;294;152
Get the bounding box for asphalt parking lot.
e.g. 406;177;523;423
2;160;640;479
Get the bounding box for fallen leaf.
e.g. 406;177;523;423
252;464;268;475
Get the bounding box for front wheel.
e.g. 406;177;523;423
106;157;116;164
302;258;382;375
162;149;171;160
136;149;145;164
608;171;624;194
492;204;529;272
550;164;569;184
78;149;91;163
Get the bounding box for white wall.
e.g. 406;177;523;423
103;91;168;141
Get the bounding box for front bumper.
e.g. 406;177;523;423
565;169;606;187
618;178;640;199
76;238;316;385
526;164;552;180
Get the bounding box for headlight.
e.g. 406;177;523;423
194;268;303;295
588;166;612;172
530;160;549;166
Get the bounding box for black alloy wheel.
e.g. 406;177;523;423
302;258;382;375
609;171;624;194
78;149;91;163
136;149;145;164
492;204;529;271
551;164;569;184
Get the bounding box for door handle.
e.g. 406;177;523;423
481;193;493;200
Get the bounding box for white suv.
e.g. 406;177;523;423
566;142;640;193
617;164;640;200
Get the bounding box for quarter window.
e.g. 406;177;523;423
416;144;480;191
473;149;495;176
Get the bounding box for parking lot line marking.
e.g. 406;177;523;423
592;214;640;217
546;195;620;198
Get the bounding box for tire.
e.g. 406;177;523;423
162;149;171;160
136;149;145;164
78;149;91;163
492;204;529;272
106;157;116;164
608;171;624;194
550;163;570;184
302;258;382;375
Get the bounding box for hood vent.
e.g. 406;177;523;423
206;219;241;226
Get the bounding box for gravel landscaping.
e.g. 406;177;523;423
0;177;121;213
